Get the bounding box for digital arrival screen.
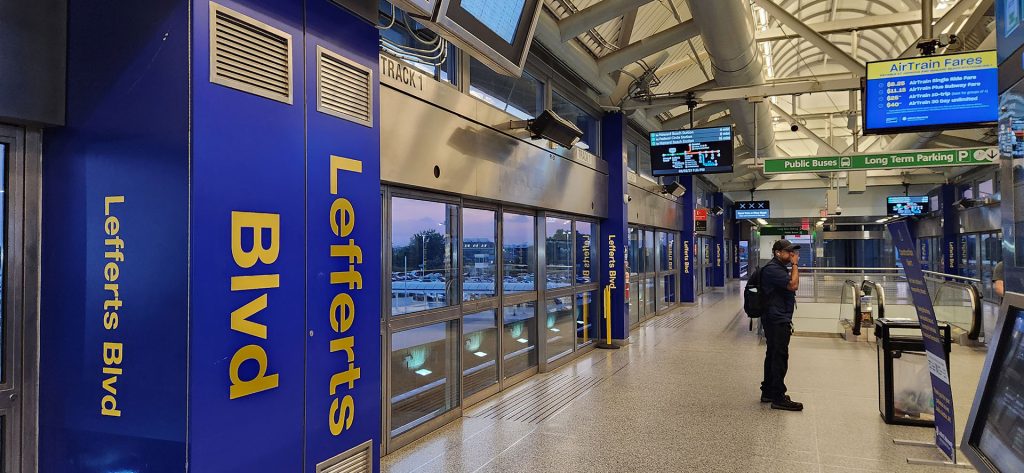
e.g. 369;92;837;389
887;195;930;216
865;50;998;134
650;126;734;176
460;0;526;44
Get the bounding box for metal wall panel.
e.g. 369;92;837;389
822;231;886;240
959;204;1001;234
0;0;66;125
627;182;683;231
380;84;608;218
914;216;943;238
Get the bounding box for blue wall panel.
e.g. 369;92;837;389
40;0;189;471
303;1;383;469
189;0;306;470
941;184;960;275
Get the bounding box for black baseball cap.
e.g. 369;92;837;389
772;239;802;252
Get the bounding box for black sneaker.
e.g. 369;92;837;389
771;397;803;411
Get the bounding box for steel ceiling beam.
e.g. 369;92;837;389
660;102;730;129
623;76;862;110
752;0;864;76
755;10;923;42
617;8;639;47
769;102;840;154
898;0;991;58
597;20;701;74
558;0;657;42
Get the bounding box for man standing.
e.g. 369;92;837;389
760;239;803;411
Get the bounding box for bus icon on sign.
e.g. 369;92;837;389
840;157;852;167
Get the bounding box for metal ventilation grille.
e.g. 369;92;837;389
317;45;373;127
209;2;293;104
316;440;372;473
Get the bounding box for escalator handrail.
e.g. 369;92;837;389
860;279;885;319
932;280;983;341
842;280;864;335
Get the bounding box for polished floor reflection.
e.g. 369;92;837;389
383;283;989;473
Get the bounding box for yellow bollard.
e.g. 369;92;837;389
597;285;620;349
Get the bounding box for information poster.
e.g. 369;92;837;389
865;51;998;134
889;221;957;461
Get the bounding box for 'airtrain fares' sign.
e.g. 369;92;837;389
762;147;997;174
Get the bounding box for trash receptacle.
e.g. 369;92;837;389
874;318;952;427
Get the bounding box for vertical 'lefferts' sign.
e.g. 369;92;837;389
327;155;364;436
228;211;282;399
102;196;125;417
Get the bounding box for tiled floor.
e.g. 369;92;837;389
382;283;989;473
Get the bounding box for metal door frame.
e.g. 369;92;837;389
0;124;41;473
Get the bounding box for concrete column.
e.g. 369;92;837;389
600;113;631;342
941;184;960;275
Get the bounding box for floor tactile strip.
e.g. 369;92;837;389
466;373;605;424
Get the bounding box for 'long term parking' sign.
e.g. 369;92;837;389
763;147;997;174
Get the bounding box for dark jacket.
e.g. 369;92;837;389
761;258;796;324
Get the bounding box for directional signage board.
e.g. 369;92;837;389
759;226;809;236
735;201;770;219
763;147;998;174
889;221;957;462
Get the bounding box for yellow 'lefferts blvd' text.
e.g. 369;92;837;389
229;211;282;399
327;155;364;436
102;196;126;417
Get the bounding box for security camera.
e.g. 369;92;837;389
790;123;799;132
834;206;843;215
661;181;686;198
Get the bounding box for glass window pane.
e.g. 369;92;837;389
628;227;640;275
638;148;653;179
545;296;575;362
644;230;655;274
503;212;536;293
390;321;459;437
645;277;656;315
463;310;498;398
662;274;675;309
658;232;670;272
627;142;639;172
576;221;594;285
551;91;600;154
503;302;538;377
576;291;596;347
469;59;543;120
391;197;458;316
979;178;994;199
545;217;572;289
463;208;496;301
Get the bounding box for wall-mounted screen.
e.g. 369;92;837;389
735;201;770;219
864;51;998;135
887;196;930;216
430;0;542;77
965;306;1024;472
998;0;1024;64
649;126;734;176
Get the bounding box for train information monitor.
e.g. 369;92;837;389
649;126;734;176
865;50;998;134
432;0;543;77
886;195;930;216
963;302;1024;472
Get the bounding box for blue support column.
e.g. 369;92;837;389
941;184;960;275
679;175;696;302
712;192;726;287
600;113;630;341
731;211;741;279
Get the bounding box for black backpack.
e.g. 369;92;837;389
744;265;765;319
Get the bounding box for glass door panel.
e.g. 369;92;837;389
462;310;498;399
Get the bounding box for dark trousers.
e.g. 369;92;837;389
761;321;792;401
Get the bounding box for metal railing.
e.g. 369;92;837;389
796;267;904;303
